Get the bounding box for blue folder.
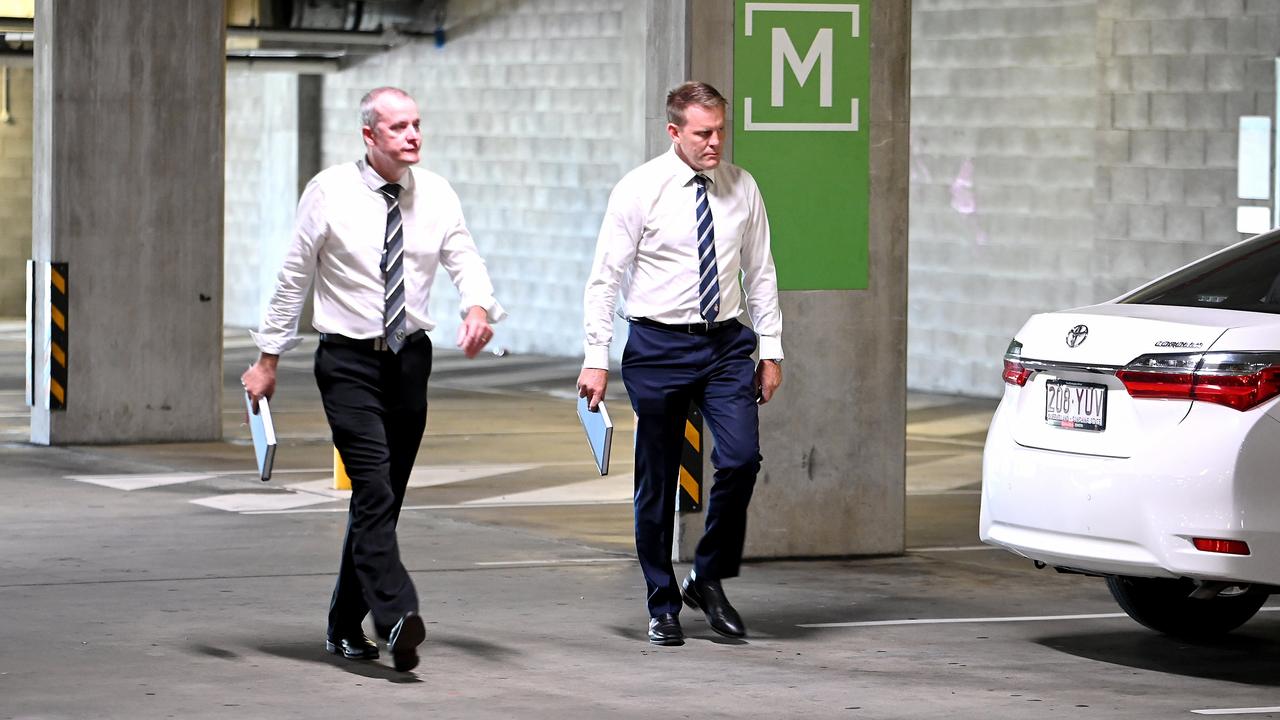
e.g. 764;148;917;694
576;396;613;476
244;391;277;482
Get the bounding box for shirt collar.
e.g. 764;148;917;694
358;156;414;193
664;145;716;188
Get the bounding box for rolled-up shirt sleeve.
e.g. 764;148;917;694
582;183;642;369
251;180;328;355
437;189;507;324
740;178;784;361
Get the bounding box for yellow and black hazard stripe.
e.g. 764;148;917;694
676;403;703;512
49;262;67;410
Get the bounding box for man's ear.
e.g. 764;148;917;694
361;125;375;147
666;122;680;143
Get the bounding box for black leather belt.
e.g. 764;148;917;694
319;330;428;352
629;317;739;334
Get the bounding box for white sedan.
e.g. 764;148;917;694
981;231;1280;638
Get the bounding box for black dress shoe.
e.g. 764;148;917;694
388;612;426;672
648;612;684;646
325;632;379;660
682;572;746;638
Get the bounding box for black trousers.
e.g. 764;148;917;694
314;336;432;638
620;321;762;617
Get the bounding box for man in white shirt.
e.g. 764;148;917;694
242;86;505;672
577;81;783;646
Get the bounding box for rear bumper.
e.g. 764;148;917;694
980;399;1280;585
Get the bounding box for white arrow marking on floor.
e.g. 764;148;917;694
462;474;633;505
1191;708;1280;716
190;492;337;513
407;463;542;488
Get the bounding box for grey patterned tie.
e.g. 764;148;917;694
379;183;407;353
694;174;720;321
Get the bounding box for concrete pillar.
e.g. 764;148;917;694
31;0;225;444
0;66;33;317
297;74;322;331
673;0;911;559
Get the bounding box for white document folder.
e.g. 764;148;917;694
244;391;277;482
576;396;613;476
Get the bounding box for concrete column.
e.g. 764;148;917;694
0;66;33;316
297;75;322;331
643;0;689;158
674;0;911;559
32;0;225;444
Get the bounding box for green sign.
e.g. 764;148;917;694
733;0;870;290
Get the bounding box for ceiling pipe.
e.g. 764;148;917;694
225;25;416;47
0;17;31;32
226;55;343;73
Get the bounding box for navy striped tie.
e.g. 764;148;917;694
694;174;720;321
379;183;407;353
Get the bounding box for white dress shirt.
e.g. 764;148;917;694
582;146;783;369
253;158;506;354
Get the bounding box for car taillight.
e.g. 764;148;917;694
1116;352;1280;411
1002;339;1030;386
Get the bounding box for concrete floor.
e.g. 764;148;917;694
3;325;1280;719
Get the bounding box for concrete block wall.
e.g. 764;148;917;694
224;71;300;330
0;67;33;317
318;0;643;358
909;1;1100;396
1094;0;1278;303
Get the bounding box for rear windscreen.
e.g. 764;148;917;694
1120;231;1280;314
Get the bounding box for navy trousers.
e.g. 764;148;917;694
314;337;432;638
620;321;762;617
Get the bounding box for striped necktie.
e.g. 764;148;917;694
694;174;720;321
379;183;407;353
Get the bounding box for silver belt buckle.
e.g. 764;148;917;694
373;337;388;352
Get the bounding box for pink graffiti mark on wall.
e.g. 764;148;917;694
950;158;987;245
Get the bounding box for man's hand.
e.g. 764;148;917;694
754;359;782;405
577;368;608;411
457;306;493;359
241;353;279;415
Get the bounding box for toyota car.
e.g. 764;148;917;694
981;229;1280;638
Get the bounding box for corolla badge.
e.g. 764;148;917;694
1065;324;1089;348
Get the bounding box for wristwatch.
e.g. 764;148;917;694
763;358;782;366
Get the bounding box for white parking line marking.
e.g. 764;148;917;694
801;606;1280;629
800;612;1129;628
243;499;633;515
66;473;215;491
474;558;633;567
908;545;999;553
1191;708;1280;716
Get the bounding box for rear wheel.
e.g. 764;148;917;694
1105;576;1268;639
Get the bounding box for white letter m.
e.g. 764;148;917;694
770;27;833;108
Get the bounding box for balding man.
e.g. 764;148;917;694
243;86;505;672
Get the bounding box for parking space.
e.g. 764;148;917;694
3;326;1280;718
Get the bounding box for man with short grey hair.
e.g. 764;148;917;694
243;86;505;672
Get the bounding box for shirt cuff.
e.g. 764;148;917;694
250;329;303;356
460;297;508;324
758;335;783;361
582;344;611;370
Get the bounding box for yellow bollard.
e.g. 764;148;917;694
333;446;351;491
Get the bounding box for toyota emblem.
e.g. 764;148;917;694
1065;324;1089;348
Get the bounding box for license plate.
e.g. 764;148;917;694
1045;380;1107;431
